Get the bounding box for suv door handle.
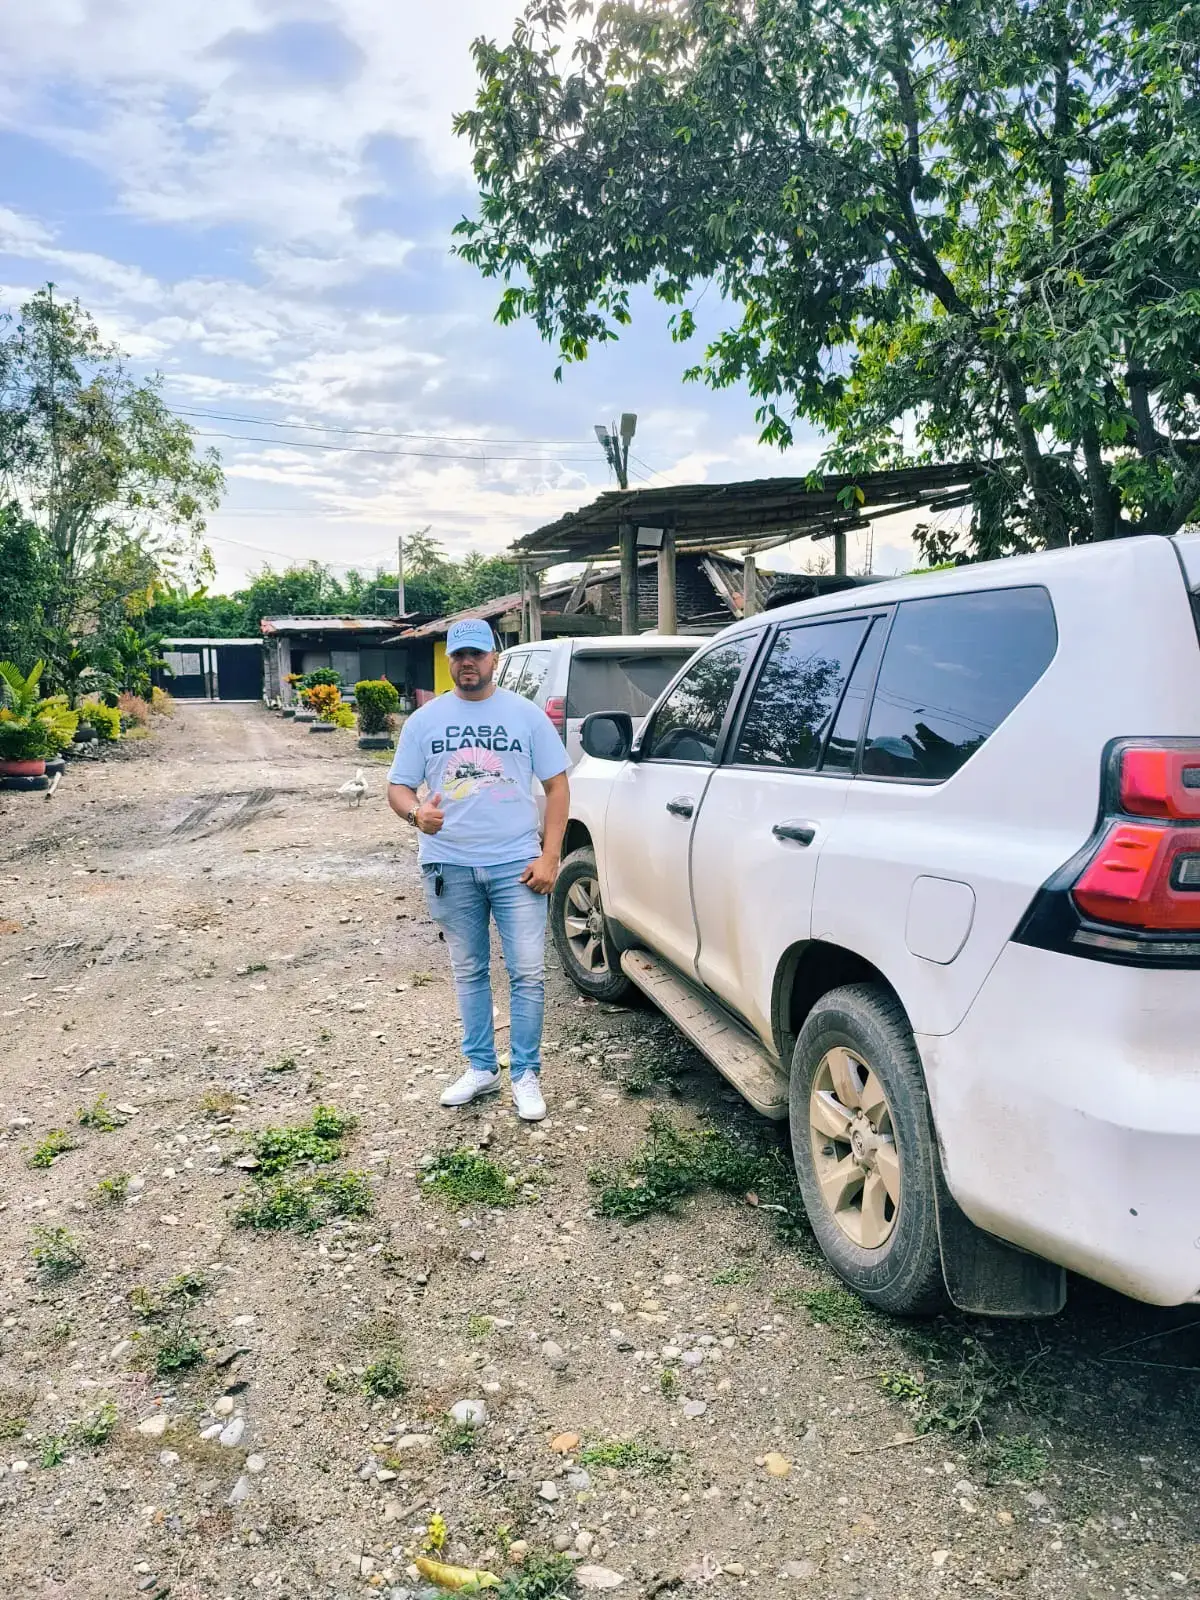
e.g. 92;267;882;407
666;796;695;818
772;821;816;846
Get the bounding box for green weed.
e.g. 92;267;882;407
77;1093;127;1131
128;1270;208;1322
711;1264;758;1286
233;1170;374;1232
361;1354;407;1399
441;1419;477;1454
659;1368;680;1398
467;1313;493;1339
495;1552;577;1599
577;1438;672;1475
94;1172;130;1206
0;1387;32;1441
30;1225;84;1279
39;1434;68;1468
590;1113;806;1237
153;1324;205;1376
199;1089;238;1117
28;1129;78;1169
880;1331;1055;1439
73;1400;118;1448
268;1055;297;1074
986;1433;1049;1483
247;1104;357;1178
421;1147;524;1210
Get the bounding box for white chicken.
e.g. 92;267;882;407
337;768;368;808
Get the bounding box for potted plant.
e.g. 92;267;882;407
355;678;400;750
0;662;55;778
304;681;342;732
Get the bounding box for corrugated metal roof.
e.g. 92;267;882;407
259;616;403;636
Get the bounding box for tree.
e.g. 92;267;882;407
0;286;223;635
0;504;53;669
454;0;1200;557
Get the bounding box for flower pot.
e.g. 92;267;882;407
310;721;336;733
358;734;395;750
294;711;316;724
0;757;46;778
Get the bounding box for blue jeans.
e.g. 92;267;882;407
422;859;548;1080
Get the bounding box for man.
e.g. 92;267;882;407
387;618;569;1121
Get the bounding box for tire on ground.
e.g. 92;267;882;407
550;846;631;1003
789;982;946;1315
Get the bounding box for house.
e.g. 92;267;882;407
259;617;409;705
386;552;776;703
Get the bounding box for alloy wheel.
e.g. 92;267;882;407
808;1045;901;1249
562;875;610;976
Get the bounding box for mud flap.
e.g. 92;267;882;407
932;1156;1066;1318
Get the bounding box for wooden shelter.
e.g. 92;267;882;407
510;464;979;635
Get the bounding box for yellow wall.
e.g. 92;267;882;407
433;641;453;696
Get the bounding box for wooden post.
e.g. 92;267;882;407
518;563;529;644
834;530;848;576
742;553;758;618
657;531;677;633
528;568;543;642
619;521;639;634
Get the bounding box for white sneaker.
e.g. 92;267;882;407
440;1068;501;1108
511;1073;546;1122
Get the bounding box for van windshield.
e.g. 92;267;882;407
567;650;693;720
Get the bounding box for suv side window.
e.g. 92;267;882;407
734;617;868;770
495;653;519;688
862;587;1058;781
641;636;756;763
509;649;551;701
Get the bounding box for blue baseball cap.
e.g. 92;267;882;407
446;617;497;655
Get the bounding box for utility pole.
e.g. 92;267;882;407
594;412;637;489
396;532;406;616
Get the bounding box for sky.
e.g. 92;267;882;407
0;0;924;595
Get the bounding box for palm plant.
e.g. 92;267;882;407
110;627;169;699
0;660;54;762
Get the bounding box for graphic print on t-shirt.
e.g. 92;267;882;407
441;743;517;802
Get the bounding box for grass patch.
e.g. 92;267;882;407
39;1434;68;1468
73;1400;118;1448
234;1170;374;1232
985;1433;1049;1483
28;1128;78;1169
467;1313;493;1339
31;1225;84;1279
777;1284;872;1331
246;1103;357;1178
421;1147;525;1209
77;1093;128;1131
410;971;434;988
94;1172;130;1206
711;1264;758;1286
199;1089;238;1118
659;1368;680;1398
577;1438;672;1475
361;1354;408;1399
267;1055;297;1074
590;1113;806;1237
0;1386;33;1441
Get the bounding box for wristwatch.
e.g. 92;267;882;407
407;805;420;829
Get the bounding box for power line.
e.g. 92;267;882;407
171;404;594;449
205;531;397;568
194;429;601;465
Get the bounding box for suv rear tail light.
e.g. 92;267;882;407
544;696;566;735
1016;738;1200;966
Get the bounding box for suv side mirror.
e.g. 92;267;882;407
581;711;634;761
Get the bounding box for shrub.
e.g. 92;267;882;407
150;686;175;716
117;692;151;729
355;678;400;734
330;704;356;730
0;714;55;761
36;696;79;753
299;668;341;689
301;682;342;719
79;700;121;742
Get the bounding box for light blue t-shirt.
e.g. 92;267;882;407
389;686;568;867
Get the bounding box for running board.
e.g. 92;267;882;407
620;950;790;1120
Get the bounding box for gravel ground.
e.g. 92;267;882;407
0;702;1197;1600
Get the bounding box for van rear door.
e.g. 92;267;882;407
564;648;695;762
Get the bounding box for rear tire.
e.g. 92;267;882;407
550;847;631;1002
789;983;946;1315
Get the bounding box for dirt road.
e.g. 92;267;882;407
1;704;1197;1599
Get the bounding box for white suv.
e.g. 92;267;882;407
497;635;700;763
552;534;1200;1317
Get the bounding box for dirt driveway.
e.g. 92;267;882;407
1;703;1197;1600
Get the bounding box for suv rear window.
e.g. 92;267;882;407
862;587;1057;782
567;651;693;719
